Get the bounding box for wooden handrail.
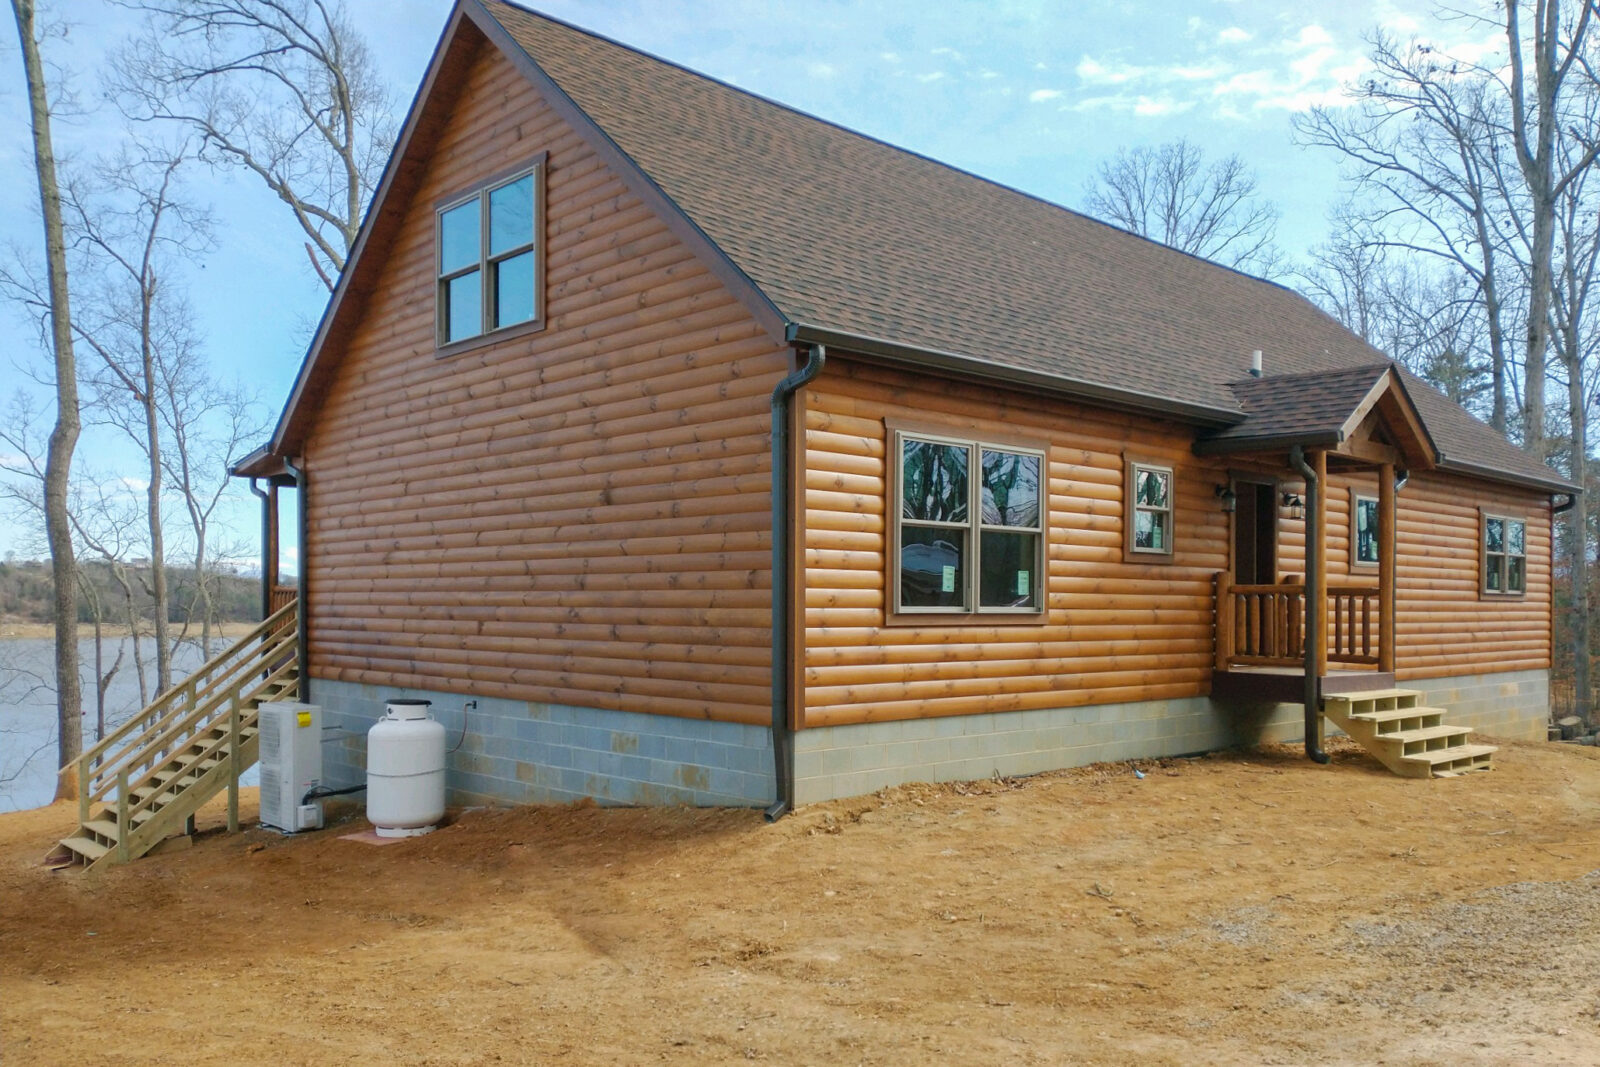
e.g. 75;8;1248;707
73;599;298;772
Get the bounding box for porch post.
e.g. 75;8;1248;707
1311;449;1328;679
1378;462;1396;673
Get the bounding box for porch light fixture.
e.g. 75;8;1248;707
1215;484;1237;513
1281;491;1304;520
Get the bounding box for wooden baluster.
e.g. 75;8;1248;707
77;756;89;827
116;767;131;865
1362;595;1372;657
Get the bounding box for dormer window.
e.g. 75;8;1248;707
436;155;546;350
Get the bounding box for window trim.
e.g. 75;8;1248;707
886;421;1048;623
1123;456;1176;565
434;152;548;357
1349;488;1379;572
1479;508;1528;600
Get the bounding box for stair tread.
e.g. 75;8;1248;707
1323;688;1425;704
1372;725;1476;744
59;836;109;860
1401;743;1498;765
1345;706;1447;724
83;819;121;840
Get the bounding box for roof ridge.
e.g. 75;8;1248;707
482;0;1309;298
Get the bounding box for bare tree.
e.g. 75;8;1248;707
1083;138;1283;275
63;143;211;694
10;0;83;801
1549;133;1600;721
1295;35;1520;434
109;0;394;288
1502;0;1599;463
158;343;266;655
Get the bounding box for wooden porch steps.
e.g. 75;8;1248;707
1322;689;1495;779
50;600;300;873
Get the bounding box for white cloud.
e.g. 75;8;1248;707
978;68;1001;80
1029;88;1062;102
931;46;964;62
880;51;901;63
1134;96;1194;117
807;62;835;79
1285;25;1333;51
1217;27;1252;44
117;477;150;492
916;71;945;83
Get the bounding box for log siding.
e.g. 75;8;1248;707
802;357;1553;728
300;39;789;725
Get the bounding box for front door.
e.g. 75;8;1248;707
1232;479;1277;585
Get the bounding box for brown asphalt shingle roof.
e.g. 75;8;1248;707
1210;365;1394;445
477;1;1570;492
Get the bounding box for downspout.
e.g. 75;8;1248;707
765;343;826;822
1553;491;1577;516
282;458;310;703
248;478;270;622
1290;446;1330;764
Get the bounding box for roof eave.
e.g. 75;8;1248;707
1434;454;1580;496
786;323;1245;428
1192;430;1346;456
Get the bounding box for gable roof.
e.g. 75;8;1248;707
253;0;1575;495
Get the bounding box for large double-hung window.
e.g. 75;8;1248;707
893;430;1044;616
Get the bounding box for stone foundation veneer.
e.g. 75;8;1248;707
305;669;1547;809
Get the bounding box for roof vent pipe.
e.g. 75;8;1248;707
1250;350;1263;377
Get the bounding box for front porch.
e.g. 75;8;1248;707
1211;575;1395;703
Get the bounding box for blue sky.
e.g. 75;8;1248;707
0;0;1496;564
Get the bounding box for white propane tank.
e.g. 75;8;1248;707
366;699;447;838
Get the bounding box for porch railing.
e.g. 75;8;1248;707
1215;574;1381;672
268;583;297;615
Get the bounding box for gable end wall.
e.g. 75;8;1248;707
300;39;789;726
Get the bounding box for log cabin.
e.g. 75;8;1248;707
232;0;1577;814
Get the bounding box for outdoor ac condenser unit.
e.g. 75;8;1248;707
258;702;324;832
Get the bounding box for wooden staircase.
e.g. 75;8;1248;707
1322;688;1496;778
51;601;300;872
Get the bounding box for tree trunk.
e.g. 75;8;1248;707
1567;328;1590;723
12;0;83;801
141;293;171;693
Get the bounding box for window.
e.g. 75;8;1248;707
1351;491;1379;567
1482;512;1527;596
436;156;545;349
893;430;1044;615
1125;460;1174;561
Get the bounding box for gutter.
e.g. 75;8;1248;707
765;343;826;822
282;458;310;703
785;323;1242;428
1552;492;1578;515
1289;446;1330;765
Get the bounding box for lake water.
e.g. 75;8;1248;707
0;636;258;813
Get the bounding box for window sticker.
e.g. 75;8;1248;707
941;565;957;593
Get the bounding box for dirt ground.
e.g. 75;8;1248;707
4;737;1600;1065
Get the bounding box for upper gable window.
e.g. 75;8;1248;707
437;156;545;350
